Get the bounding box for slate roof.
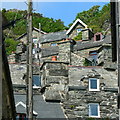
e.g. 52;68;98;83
40;35;111;57
16;27;47;40
14;94;66;118
41;46;59;57
15;101;38;115
40;31;67;44
74;35;111;51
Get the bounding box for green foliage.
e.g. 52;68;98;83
4;38;19;55
69;3;110;34
83;59;91;66
3;9;67;37
69;105;75;109
73;32;82;41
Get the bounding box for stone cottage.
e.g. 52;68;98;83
66;18;88;39
39;22;118;119
14;27;46;63
63;66;118;119
7;18;118;119
66;18;94;41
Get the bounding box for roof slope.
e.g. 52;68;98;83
40;31;67;44
16;101;38;115
41;46;59;57
74;35;111;51
66;18;88;35
14;94;66;118
16;27;47;40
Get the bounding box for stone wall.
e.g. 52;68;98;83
68;66;117;89
41;41;73;64
9;64;26;85
58;42;71;63
63;90;118;119
97;45;117;69
71;47;100;66
71;45;114;67
68;24;85;39
61;67;118;119
40;62;69;101
41;42;51;48
20;30;39;44
8;42;27;63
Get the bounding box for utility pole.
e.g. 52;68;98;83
38;23;41;86
115;1;120;119
38;23;41;63
26;0;33;119
118;1;120;119
111;0;120;119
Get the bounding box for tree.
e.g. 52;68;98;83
3;9;67;37
69;3;110;34
5;38;19;55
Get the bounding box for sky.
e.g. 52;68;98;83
1;2;109;26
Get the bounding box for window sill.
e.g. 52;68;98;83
89;89;100;92
89;116;100;118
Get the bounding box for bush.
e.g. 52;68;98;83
73;32;82;41
4;38;19;55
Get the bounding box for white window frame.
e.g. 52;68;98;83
89;103;100;118
89;78;99;91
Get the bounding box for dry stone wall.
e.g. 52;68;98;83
40;62;69;101
61;67;118;119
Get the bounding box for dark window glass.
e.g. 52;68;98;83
96;34;101;41
33;75;41;86
89;51;98;66
90;79;97;89
89;104;98;116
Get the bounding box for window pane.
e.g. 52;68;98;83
33;75;41;86
51;43;57;46
90;104;98;116
90;79;97;89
